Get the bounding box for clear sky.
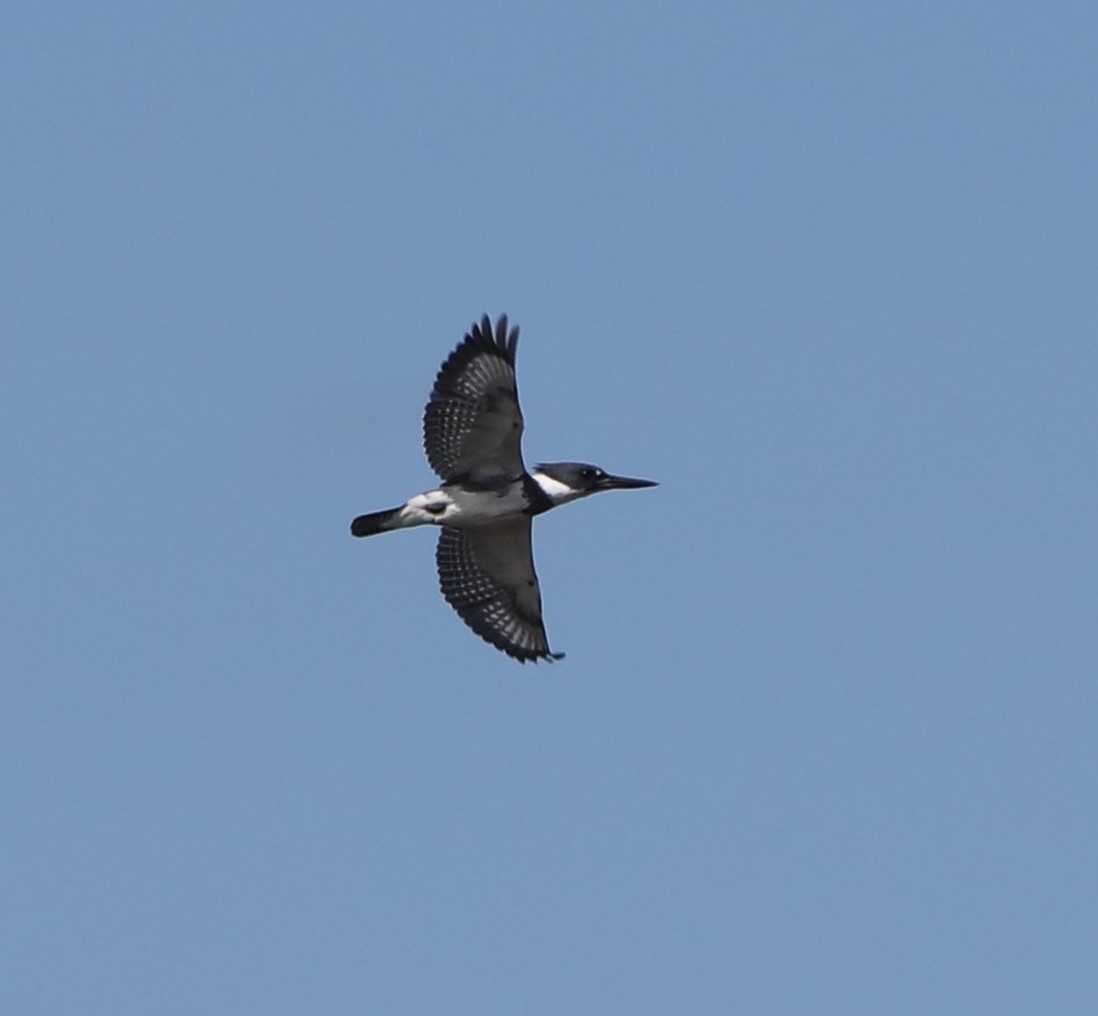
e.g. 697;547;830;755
3;2;1096;1013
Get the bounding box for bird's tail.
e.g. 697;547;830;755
350;506;404;538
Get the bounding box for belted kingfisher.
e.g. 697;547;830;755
350;313;657;663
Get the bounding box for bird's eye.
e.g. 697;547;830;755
581;468;596;480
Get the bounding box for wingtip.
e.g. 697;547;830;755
459;313;519;365
528;650;565;664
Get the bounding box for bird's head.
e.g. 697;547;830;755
533;462;658;504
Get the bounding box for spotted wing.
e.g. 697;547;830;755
435;519;563;663
423;314;525;482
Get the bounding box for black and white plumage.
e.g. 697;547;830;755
435;519;554;660
350;314;657;663
423;315;524;484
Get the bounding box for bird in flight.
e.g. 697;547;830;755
350;314;657;663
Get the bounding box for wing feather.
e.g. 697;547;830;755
435;519;563;663
423;314;525;482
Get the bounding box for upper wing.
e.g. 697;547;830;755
422;314;525;482
435;519;563;663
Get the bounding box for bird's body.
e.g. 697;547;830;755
350;314;656;662
349;465;579;536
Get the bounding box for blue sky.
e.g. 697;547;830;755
3;2;1096;1013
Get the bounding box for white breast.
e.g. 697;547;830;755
446;484;530;523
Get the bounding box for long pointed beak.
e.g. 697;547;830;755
599;473;659;491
